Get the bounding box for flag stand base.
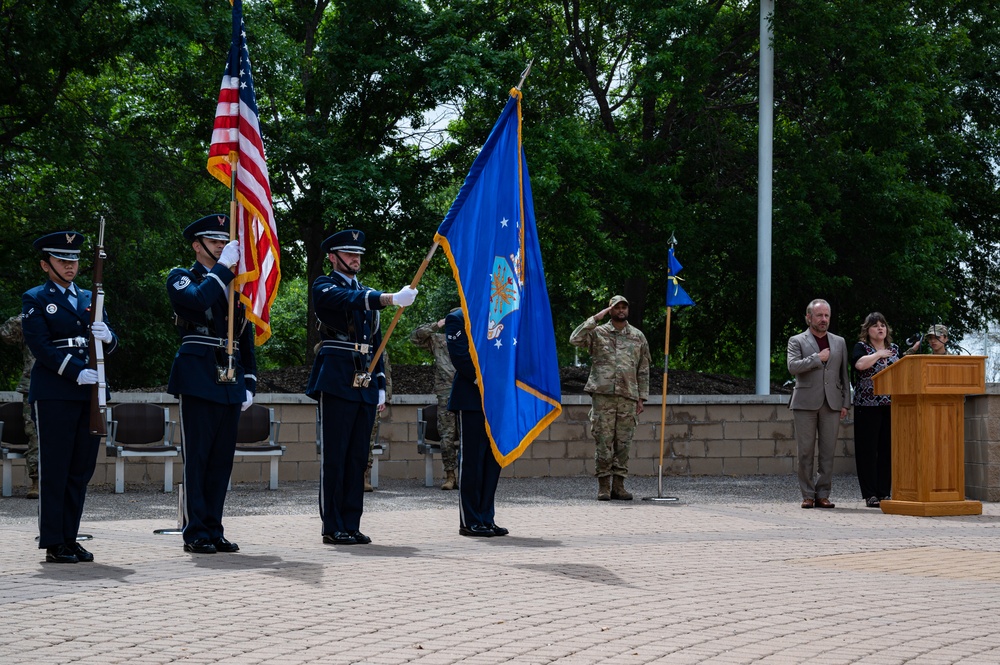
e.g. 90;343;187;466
642;466;680;504
154;483;184;536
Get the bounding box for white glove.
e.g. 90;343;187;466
77;369;99;385
378;389;386;407
392;286;418;307
218;240;241;269
90;321;113;343
241;389;253;412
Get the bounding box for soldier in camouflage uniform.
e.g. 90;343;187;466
0;314;39;499
569;295;650;501
409;314;459;490
365;351;391;492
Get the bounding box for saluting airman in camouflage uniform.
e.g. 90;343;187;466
570;295;650;501
409;315;459;490
0;314;39;498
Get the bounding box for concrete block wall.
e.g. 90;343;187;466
0;391;854;490
3;390;996;502
965;390;1000;502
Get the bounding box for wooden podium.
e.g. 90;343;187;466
873;355;986;516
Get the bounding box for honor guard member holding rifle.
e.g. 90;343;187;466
307;229;417;545
167;214;256;554
22;231;118;563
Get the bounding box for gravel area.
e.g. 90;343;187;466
0;474;855;525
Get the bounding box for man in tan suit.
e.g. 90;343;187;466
787;298;850;509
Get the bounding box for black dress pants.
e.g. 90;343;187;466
854;404;892;499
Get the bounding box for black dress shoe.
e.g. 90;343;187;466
69;542;94;562
45;545;79;564
212;537;240;553
322;532;357;545
459;524;495;537
183;539;217;554
487;524;509;536
348;531;372;544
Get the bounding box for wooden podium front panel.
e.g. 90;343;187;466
891;396;919;501
891;395;965;503
920;396;964;502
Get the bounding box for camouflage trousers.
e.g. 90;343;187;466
21;396;38;478
435;392;458;472
589;393;638;478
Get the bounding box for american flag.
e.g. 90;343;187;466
207;0;280;344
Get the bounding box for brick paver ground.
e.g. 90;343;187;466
2;476;999;664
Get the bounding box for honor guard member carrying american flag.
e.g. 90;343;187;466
307;229;417;545
22;231;119;563
167;214;256;555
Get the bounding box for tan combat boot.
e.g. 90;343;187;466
611;475;633;501
26;477;39;500
440;470;457;491
364;468;374;492
597;476;611;501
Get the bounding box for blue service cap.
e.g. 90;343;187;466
33;231;86;261
183;214;230;241
322;229;365;254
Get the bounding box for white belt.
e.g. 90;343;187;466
53;336;88;349
181;335;240;350
321;340;370;354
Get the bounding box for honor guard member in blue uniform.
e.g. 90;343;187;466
445;308;507;538
167;214;256;554
307;229;417;545
22;231;119;563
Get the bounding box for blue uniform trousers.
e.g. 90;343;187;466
34;400;99;549
457;410;501;529
179;395;240;544
319;394;374;534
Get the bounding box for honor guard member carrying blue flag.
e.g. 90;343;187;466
446;308;507;537
167;214;256;554
22;231;119;563
307;229;417;545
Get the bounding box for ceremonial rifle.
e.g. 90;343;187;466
88;218;108;436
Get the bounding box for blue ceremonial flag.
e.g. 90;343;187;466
434;89;562;466
666;247;695;308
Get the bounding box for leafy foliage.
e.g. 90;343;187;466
2;0;999;390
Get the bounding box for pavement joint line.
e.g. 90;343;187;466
3;475;1000;664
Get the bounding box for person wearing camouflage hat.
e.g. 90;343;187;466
925;324;951;355
570;295;651;501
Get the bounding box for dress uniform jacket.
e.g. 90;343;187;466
445;310;481;413
22;279;118;549
306;272;386;401
22;281;118;402
167;262;256;402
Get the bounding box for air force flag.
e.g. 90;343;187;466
434;89;562;466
